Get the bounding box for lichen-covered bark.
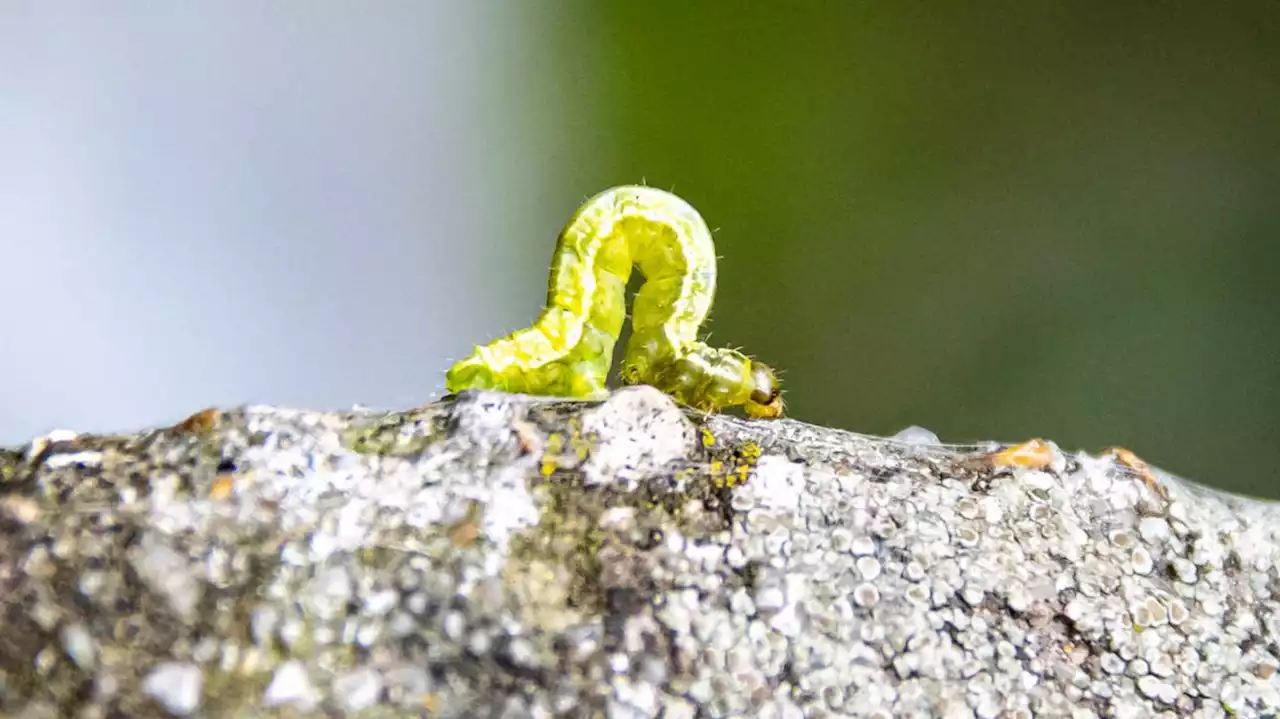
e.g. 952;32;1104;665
2;386;1278;718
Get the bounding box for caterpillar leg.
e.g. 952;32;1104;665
446;320;616;399
621;338;784;418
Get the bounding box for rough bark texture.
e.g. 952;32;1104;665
1;386;1278;718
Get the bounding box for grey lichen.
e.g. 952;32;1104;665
2;386;1279;718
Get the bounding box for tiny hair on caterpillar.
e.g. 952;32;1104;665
446;185;784;419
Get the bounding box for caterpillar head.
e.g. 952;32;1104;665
744;361;784;419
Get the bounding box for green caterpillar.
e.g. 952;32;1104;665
446;186;783;419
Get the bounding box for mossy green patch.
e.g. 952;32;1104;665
343;410;447;457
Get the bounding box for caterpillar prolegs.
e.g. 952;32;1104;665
445;186;784;419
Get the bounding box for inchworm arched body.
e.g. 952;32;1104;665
446;186;783;418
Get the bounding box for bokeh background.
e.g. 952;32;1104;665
2;4;1277;497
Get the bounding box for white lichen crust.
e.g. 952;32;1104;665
1;387;1278;717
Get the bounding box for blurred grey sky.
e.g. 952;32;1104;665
1;4;567;438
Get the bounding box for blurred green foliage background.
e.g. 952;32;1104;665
526;4;1279;496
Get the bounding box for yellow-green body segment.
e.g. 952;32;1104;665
446;186;783;418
